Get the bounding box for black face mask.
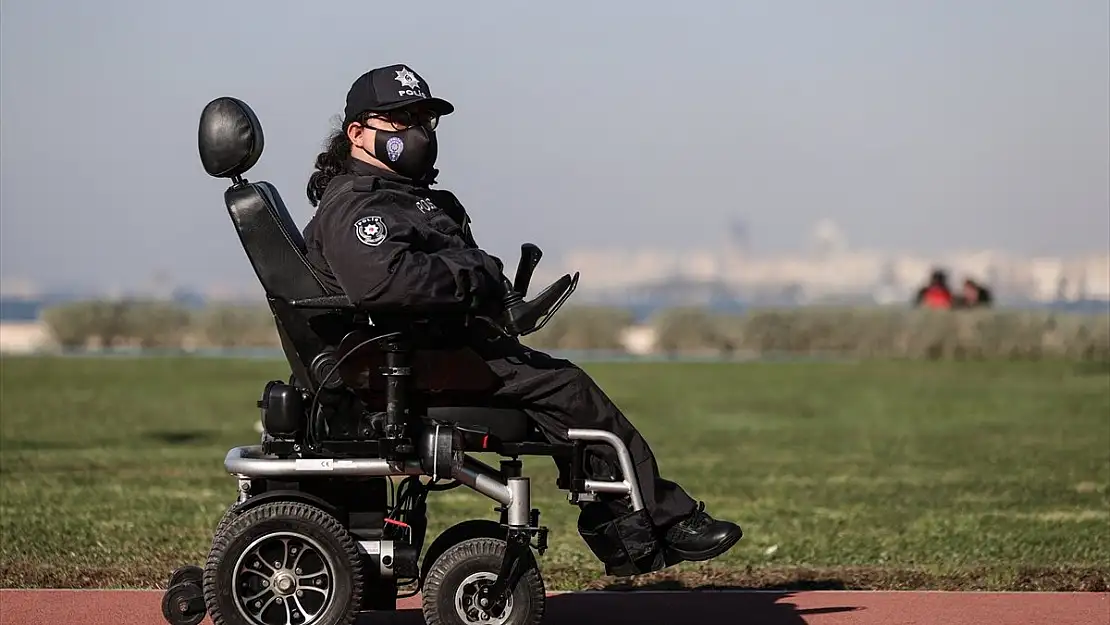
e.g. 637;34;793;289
361;124;438;181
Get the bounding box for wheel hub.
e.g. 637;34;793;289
272;571;297;596
454;572;513;625
231;532;335;625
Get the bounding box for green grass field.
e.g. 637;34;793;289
1;356;1107;591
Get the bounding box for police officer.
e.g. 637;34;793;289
302;64;742;569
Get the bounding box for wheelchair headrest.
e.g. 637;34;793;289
198;97;264;179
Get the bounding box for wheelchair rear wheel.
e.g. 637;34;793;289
421;537;546;625
203;501;363;625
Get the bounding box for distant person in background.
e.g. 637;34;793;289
954;278;993;309
914;269;953;309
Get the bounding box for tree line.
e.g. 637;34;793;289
34;298;1110;361
40;300;278;350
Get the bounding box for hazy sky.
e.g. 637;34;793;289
1;0;1107;292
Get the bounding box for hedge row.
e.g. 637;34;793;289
35;299;1110;361
648;306;1110;361
40;300;280;350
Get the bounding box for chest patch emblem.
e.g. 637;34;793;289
353;215;387;246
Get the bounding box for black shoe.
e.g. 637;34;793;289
663;502;743;562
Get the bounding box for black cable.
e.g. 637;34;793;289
300;330;402;455
389;476;422;521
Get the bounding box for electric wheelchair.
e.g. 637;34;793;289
161;97;655;625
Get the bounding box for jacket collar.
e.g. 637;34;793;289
346;156;438;187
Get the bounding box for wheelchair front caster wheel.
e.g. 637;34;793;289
421;537;546;625
162;581;206;625
168;564;203;589
203;501;363;625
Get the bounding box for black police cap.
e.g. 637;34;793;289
343;64;454;125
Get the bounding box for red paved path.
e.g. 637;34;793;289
1;589;1107;625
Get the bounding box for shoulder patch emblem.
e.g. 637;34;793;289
353;215;387;246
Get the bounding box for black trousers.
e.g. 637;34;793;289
467;326;698;530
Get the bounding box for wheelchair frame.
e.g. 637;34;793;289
161;96;648;625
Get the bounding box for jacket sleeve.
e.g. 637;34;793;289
452;201;514;299
436;190;505;274
322;191;505;312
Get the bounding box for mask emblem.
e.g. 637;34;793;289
386;136;404;162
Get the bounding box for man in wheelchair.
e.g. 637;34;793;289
176;63;740;625
301;64;742;565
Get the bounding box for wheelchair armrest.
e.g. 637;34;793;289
289;295;356;310
502;272;579;337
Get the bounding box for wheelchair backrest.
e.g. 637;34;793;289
197;96;506;402
198;97;347;390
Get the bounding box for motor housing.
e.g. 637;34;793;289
358;540;419;579
417;423;464;481
258;381;305;437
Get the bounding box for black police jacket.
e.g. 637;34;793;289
302;158;506;315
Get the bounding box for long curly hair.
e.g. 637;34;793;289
306;113;369;207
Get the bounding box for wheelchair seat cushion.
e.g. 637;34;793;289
426;406;532;443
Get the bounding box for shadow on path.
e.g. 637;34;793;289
546;590;861;625
361;586;863;625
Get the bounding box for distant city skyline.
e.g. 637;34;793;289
5;222;1102;294
3;218;1106;307
2;0;1108;292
